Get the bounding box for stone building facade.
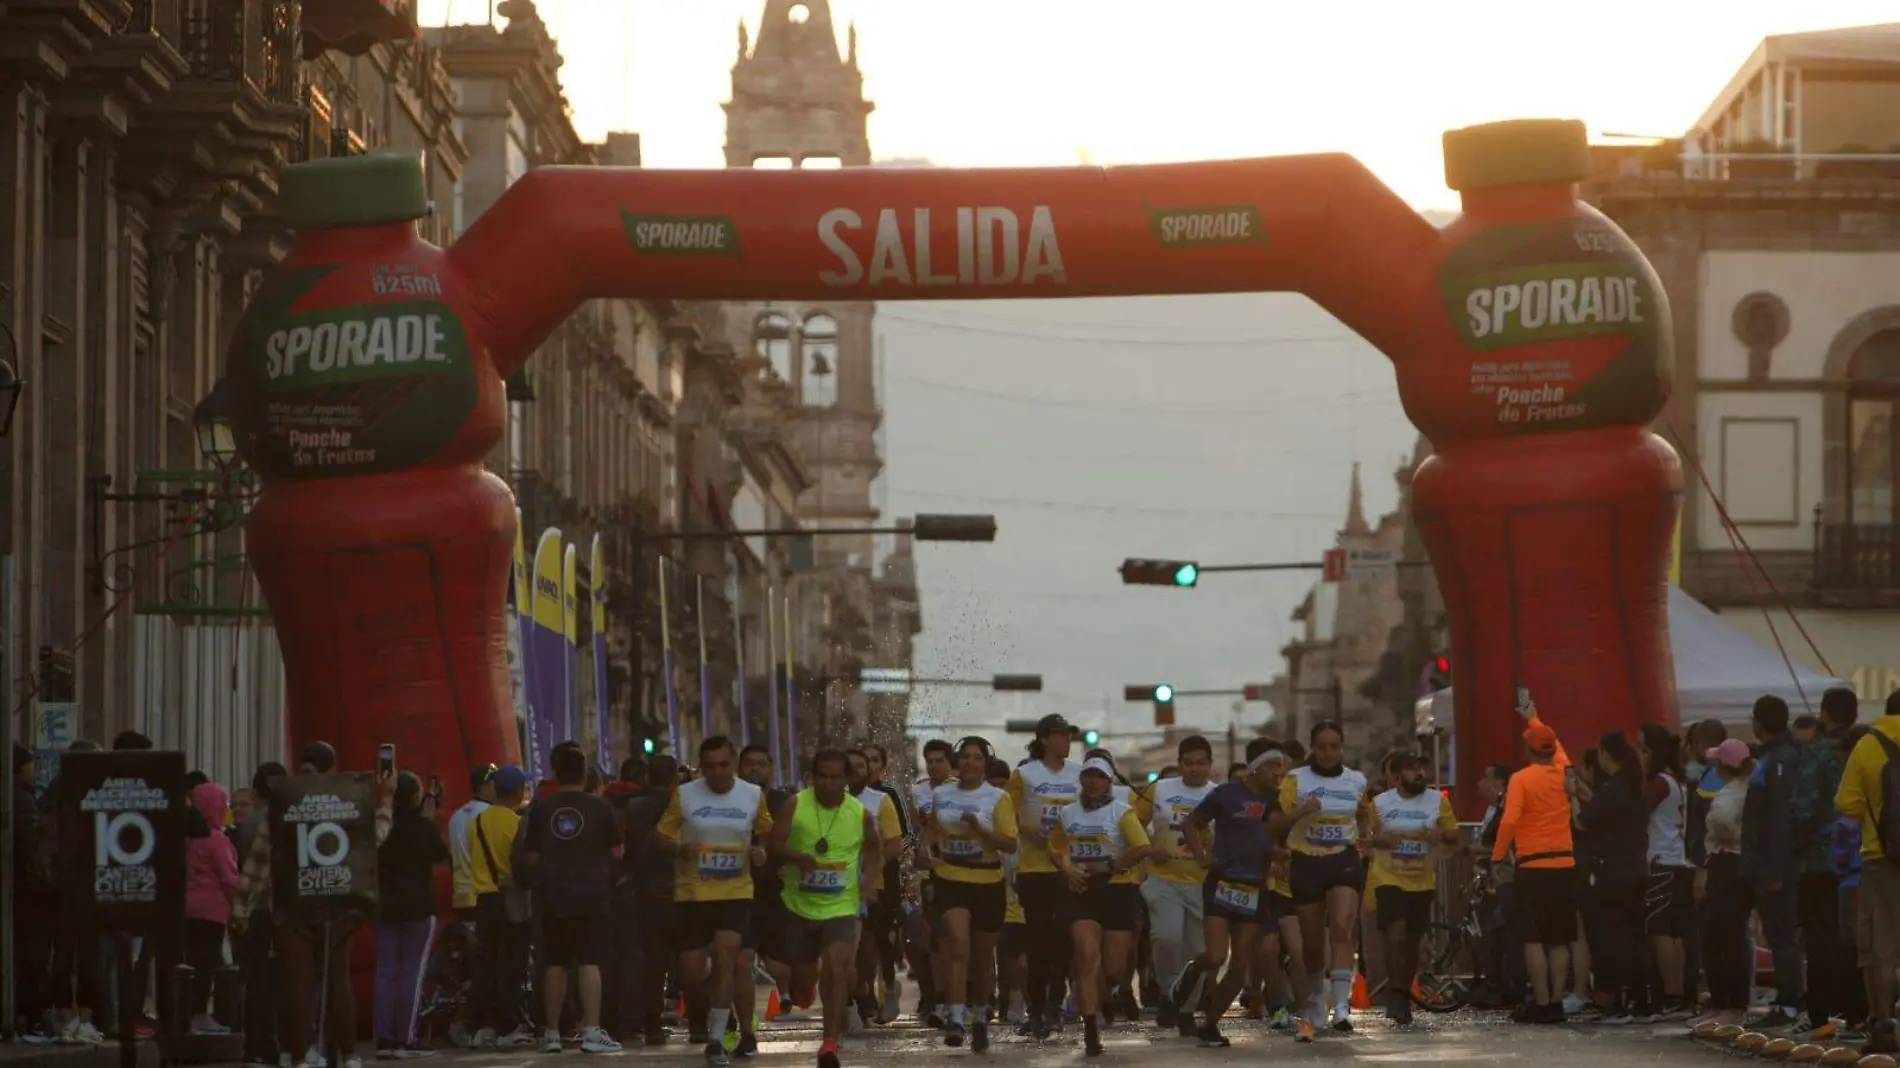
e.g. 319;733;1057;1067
717;0;919;764
0;0;454;785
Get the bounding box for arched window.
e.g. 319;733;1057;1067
802;313;839;407
1847;328;1900;526
754;311;793;384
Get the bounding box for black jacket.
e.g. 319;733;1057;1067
378;806;448;923
1742;733;1801;886
1578;775;1648;889
620;787;675;902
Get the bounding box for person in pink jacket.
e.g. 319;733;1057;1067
185;781;239;1035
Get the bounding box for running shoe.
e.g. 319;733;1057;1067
1747;1007;1802;1032
705;1039;731;1067
1155;1003;1176;1030
65;1020;107;1046
879;988;902;1025
540;1031;563;1054
495;1025;539;1050
1084;1018;1103;1057
579;1029;621;1055
1561;993;1587;1016
732;1032;758;1058
817;1039;842;1068
1295;1018;1316;1043
393;1046;438;1060
1270;1007;1291;1030
473;1028;498;1050
1195;1021;1228;1049
1332;1015;1354;1033
971;1018;990;1053
1390;998;1414;1027
943;1020;965;1048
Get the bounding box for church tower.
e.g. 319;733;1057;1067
723;0;882;571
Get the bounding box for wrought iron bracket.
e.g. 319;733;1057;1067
87;473;254;596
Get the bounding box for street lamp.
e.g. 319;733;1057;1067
192;377;240;475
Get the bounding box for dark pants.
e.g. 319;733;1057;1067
1704;856;1752;1010
1798;872;1859;1025
471;895;528;1035
12;897;55;1030
636;897;675;1034
1584;880;1647;1009
1753;877;1804;1008
374;918;438;1046
184;919;226;1019
1016;872;1072;1017
607;888;643;1038
1486;882;1526;1002
50;911;104;1018
242;912;281;1064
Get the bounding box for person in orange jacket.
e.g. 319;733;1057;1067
1491;699;1575;1024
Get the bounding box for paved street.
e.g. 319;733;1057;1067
426;1011;1713;1067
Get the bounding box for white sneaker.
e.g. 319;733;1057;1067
541;1031;563;1054
66;1019;107;1045
304;1051;329;1068
473;1027;497;1050
580;1028;621;1054
1562;993;1587;1016
495;1025;539;1050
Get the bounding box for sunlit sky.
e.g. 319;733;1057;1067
416;0;1898;208
417;0;1896;746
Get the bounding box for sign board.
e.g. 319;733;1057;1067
269;772;381;924
58;750;188;932
1322;548;1345;582
860;667;911;695
33;700;78;794
1323;547;1397;581
1154;700;1176;728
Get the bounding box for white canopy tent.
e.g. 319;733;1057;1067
1415;584;1848;737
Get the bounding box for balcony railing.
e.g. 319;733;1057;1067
1814;518;1900;593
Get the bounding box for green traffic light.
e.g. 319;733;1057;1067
1154;684;1175;702
1083;729;1101;746
1147;771;1159;783
1173;563;1199;587
641;738;657;754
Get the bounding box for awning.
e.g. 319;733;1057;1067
301;0;417;59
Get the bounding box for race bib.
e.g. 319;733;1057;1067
1213;880;1260;914
1070;834;1111;862
1039;805;1064;831
1168;802;1195;830
1393;838;1430;861
942;837;984;861
697;847;745;879
800;865;848;895
1305;816;1351;846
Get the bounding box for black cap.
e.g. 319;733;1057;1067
1034;714;1079;738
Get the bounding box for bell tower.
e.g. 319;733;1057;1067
723;0;882;571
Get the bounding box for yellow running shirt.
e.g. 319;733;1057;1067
1367;786;1458;893
658;777;774;902
1008;758;1082;874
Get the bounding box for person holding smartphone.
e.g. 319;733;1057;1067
1489;694;1577;1024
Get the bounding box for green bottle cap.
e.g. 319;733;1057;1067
1442;119;1590;193
280;150;429;231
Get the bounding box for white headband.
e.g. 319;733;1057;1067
1247;750;1286;772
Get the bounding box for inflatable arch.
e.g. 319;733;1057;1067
228;118;1681;816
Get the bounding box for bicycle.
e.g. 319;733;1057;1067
1411;868;1496;1013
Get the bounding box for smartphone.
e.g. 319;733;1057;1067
377;743;396;779
426;773;443;800
1515;686;1531;707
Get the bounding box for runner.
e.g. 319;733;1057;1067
927;736;1020;1051
765;749;882;1068
1083;748;1143;1024
740;743;794;1048
912;739;956;1025
1135;736;1216;1033
988;757;1030;1026
861;743;912;1023
1261;743;1308;1031
1365;752;1460;1026
846;747;904;1030
1176;739;1307;1045
1050;757;1161;1056
1007;715;1084;1039
1281;721;1373;1033
656;736;775;1067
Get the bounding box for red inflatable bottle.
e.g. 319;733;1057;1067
1402;121;1683;812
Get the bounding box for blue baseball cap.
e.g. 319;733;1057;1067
492;765;529;795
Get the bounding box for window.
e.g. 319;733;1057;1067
1848;329;1900;527
802;314;839;407
754;311;793;384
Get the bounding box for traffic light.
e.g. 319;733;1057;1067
1147;771;1160;783
1082;729;1101;747
1420;654;1452;695
1122;684;1175;702
990;674;1044;692
640;737;657;755
1119;558;1200;587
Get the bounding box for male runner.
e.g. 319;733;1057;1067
1007;715;1083;1038
1136;736;1216;1031
657;736;773;1067
1366;752;1460;1026
741;743;794;1044
861;743;912;1023
912;740;956;1025
846;748;903;1029
767;750;881;1068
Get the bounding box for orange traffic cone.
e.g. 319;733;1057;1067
677;995;689;1023
1411;977;1424;1000
765;989;783;1023
1350;973;1372;1011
